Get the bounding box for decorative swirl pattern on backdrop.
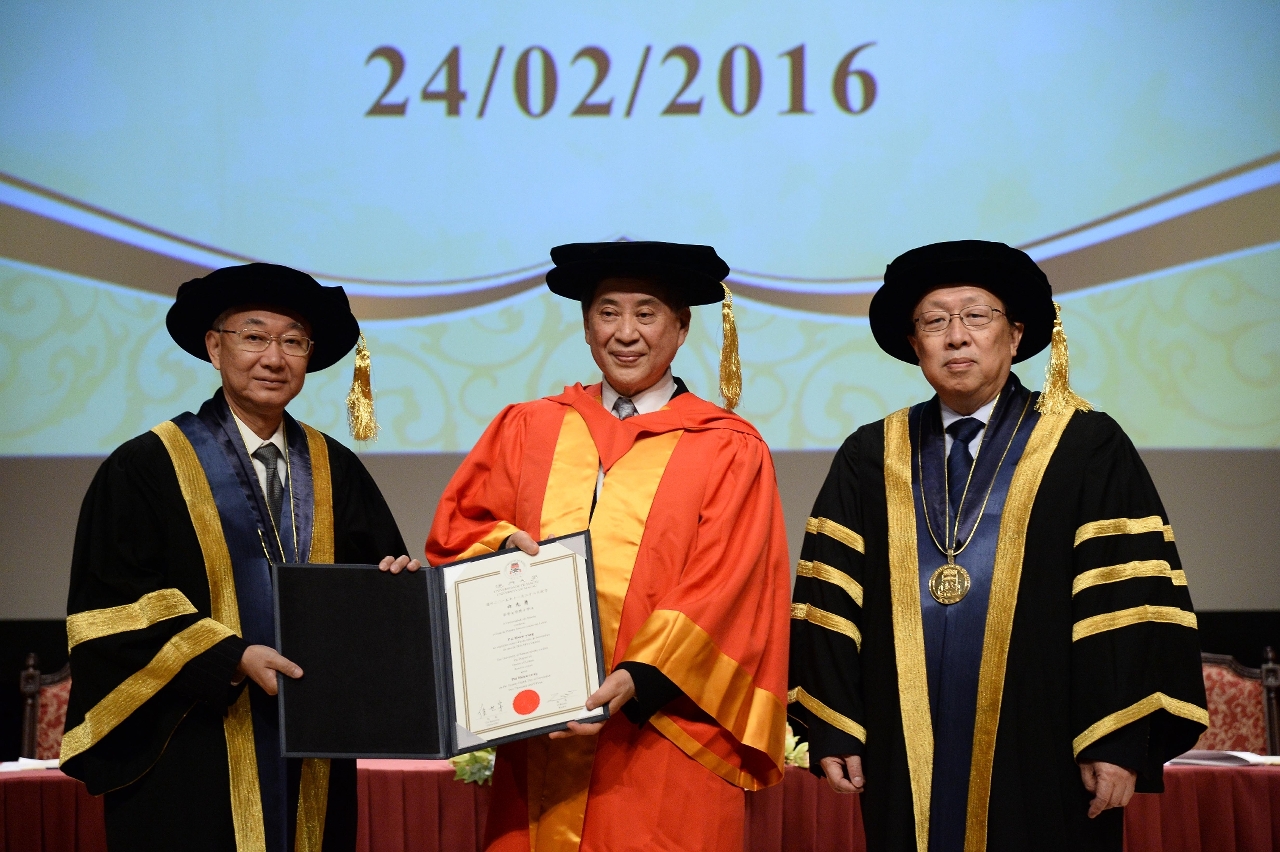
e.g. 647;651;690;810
1;152;1278;318
1;245;1276;454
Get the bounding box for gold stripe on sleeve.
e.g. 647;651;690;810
1073;516;1165;547
964;408;1073;852
1072;692;1210;756
624;609;787;788
455;521;522;562
791;602;862;650
796;560;864;607
788;686;867;743
1071;560;1183;596
883;408;932;852
67;589;197;650
1073;605;1197;641
60;618;234;763
649;712;763;791
805;517;866;553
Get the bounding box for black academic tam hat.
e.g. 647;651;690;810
868;240;1056;365
166;263;360;372
546;241;730;306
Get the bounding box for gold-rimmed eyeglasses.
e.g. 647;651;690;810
914;305;1005;335
217;328;314;356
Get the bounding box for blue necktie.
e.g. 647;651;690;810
945;417;984;523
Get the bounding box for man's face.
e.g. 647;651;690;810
907;285;1024;413
583;278;691;398
205;307;311;421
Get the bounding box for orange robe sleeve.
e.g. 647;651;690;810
425;403;532;564
619;428;792;790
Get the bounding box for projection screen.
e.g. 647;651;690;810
1;1;1276;457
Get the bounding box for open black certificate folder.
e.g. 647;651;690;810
272;530;608;759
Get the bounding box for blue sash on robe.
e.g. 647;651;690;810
909;374;1037;852
173;390;315;852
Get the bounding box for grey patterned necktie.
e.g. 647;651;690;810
612;396;639;420
252;443;284;527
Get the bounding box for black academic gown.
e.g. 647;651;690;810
788;377;1208;852
61;391;408;852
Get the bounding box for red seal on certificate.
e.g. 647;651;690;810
513;689;540;715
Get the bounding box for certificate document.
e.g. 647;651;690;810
442;531;606;744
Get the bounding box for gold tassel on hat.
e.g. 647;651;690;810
719;282;742;411
346;333;379;441
1035;302;1092;415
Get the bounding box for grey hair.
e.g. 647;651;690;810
211;307;239;331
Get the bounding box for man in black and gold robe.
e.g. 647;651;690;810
788;241;1207;852
60;264;420;851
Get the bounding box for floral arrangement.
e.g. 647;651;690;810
784;724;810;769
448;748;496;784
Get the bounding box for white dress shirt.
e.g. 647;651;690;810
601;369;676;418
940;394;999;459
231;412;288;500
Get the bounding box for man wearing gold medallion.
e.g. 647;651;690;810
787;241;1208;852
60;263;419;851
427;241;792;852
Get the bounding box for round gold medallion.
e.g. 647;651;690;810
929;563;971;605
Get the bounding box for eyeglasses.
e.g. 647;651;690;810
217;328;313;356
913;305;1005;334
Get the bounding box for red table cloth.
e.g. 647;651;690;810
3;762;1278;851
742;766;866;852
357;760;489;852
1125;765;1280;852
0;767;105;852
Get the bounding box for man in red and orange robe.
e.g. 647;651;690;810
426;241;792;852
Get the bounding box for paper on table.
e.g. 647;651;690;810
0;757;60;771
443;540;604;743
1166;749;1280;766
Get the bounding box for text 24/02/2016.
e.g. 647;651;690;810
364;43;877;119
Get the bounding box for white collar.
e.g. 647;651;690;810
601;369;676;417
231;410;287;456
940;394;999;430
